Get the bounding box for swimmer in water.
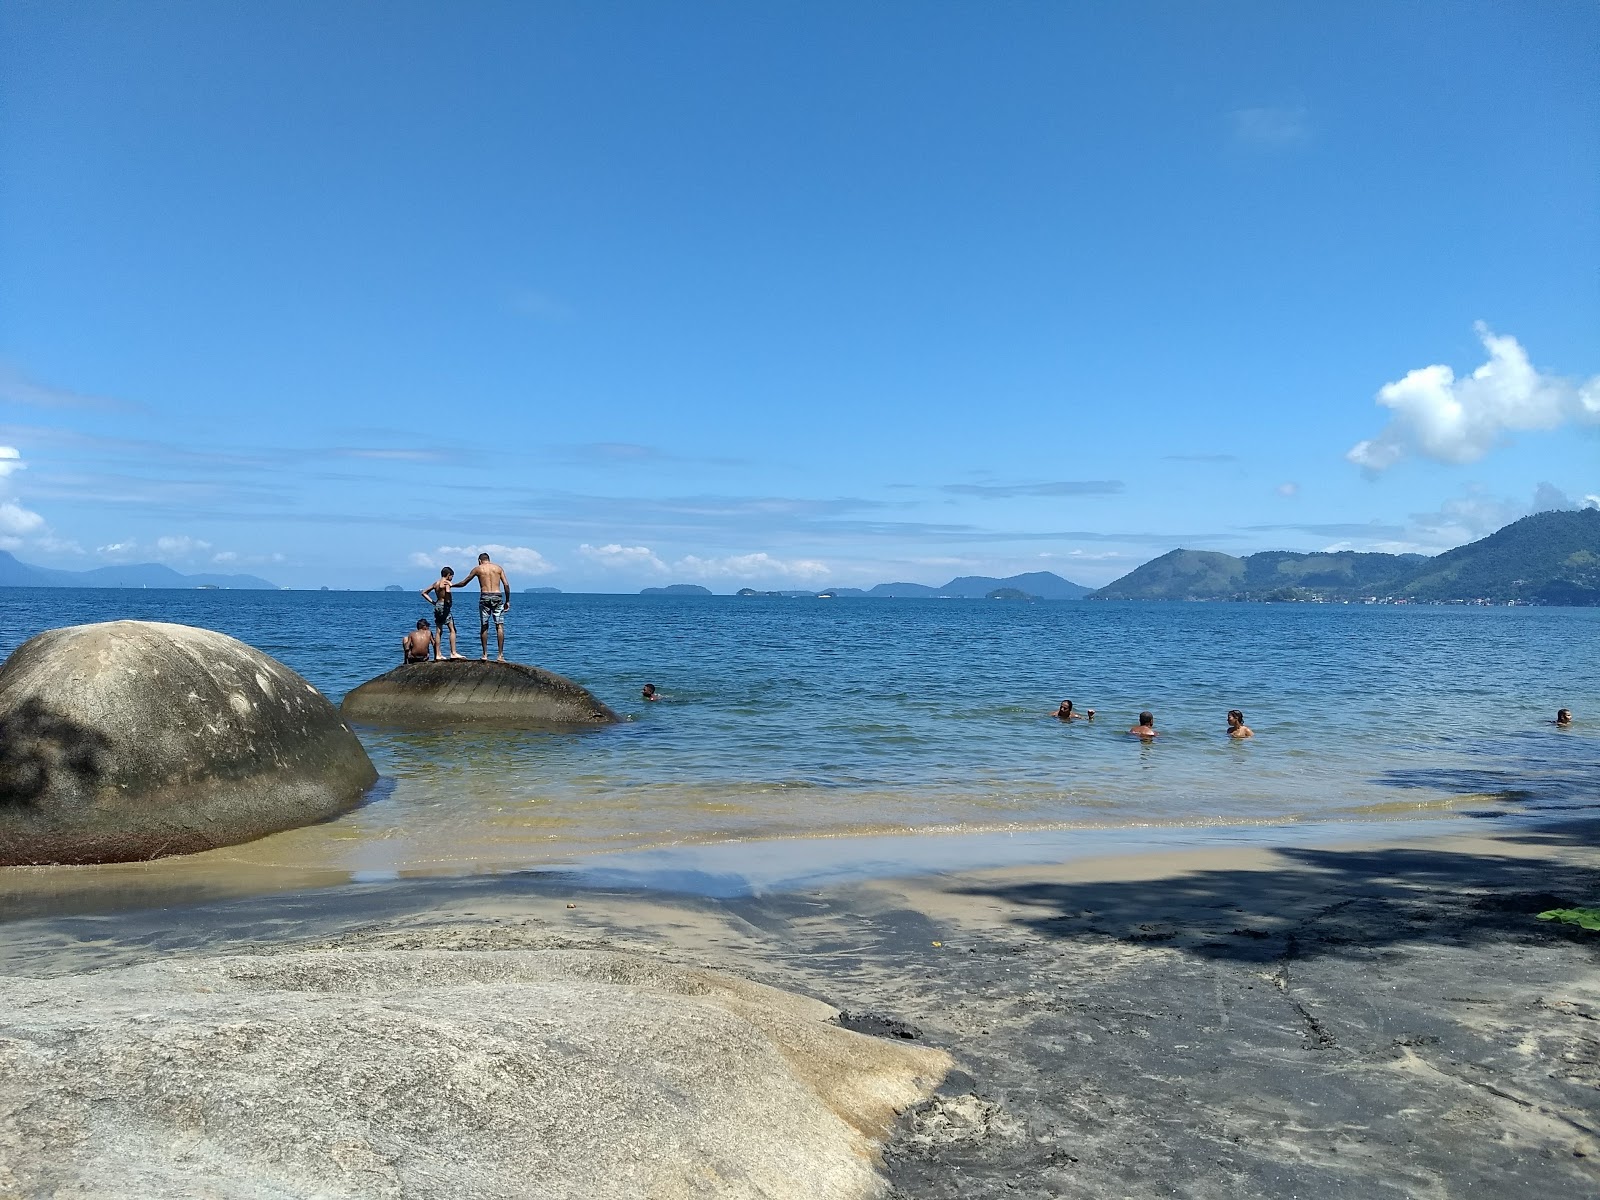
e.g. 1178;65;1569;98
642;683;660;702
1128;711;1157;739
1055;699;1094;721
1227;709;1253;738
1554;708;1572;727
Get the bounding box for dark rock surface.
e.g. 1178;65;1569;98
340;659;619;728
0;620;375;866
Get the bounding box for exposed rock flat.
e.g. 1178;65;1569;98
0;621;376;865
341;659;619;728
0;946;949;1200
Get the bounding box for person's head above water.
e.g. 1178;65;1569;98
1227;709;1245;727
1139;711;1154;726
1556;708;1572;725
642;683;658;700
440;566;454;579
1057;699;1074;715
415;618;429;630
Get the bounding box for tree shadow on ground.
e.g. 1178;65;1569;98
946;819;1600;964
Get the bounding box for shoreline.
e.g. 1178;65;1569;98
2;813;1597;1196
0;799;1560;925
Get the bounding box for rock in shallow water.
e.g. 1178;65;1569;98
341;659;619;728
0;948;950;1200
0;620;376;866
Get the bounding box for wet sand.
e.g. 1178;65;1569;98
3;816;1598;1197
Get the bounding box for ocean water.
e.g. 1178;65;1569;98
1;588;1595;888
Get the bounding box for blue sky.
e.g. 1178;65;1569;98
1;1;1596;591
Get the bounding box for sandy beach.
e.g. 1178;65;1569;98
4;814;1597;1197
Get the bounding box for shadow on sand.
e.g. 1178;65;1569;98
944;819;1600;964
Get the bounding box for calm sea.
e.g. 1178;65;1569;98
1;588;1595;892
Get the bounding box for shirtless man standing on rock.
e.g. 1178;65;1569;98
454;552;512;662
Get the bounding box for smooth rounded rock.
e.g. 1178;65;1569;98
0;947;951;1199
0;620;376;866
341;659;619;728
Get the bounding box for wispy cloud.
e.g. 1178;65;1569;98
941;480;1124;499
579;543;668;572
0;501;45;538
1241;521;1407;539
555;442;749;469
1230;106;1309;148
0;365;131;412
1349;324;1600;472
1275;482;1299;497
409;544;555;575
330;447;465;464
91;534;268;565
674;552;831;583
509;288;573;321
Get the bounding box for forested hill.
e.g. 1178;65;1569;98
1091;509;1600;605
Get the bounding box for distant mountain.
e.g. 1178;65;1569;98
867;582;943;598
1399;510;1600;604
0;550;279;590
856;571;1089;600
941;571;1091;600
527;587;562;594
1091;509;1600;604
641;583;713;596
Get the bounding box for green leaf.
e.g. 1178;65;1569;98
1536;907;1600;931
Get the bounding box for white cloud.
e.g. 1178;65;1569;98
211;549;286;567
1586;495;1600;510
579;543;668;572
155;535;211;558
673;552;831;583
0;501;44;536
1275;482;1299;497
0;446;24;478
1348;325;1600;472
412;544;555;575
95;535;219;563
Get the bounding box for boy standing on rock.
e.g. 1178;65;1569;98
420;567;463;660
454;552;512;662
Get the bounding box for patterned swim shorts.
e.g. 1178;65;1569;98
479;594;507;632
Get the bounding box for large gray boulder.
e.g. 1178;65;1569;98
0;620;376;866
0;947;950;1199
341;659;619;728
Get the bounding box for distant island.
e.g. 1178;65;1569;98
1091;509;1600;605
733;571;1091;601
641;584;714;596
0;550;279;591
383;584;405;591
